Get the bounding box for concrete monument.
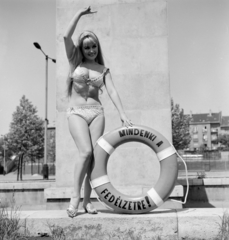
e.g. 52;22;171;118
46;0;174;208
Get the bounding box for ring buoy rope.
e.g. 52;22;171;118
90;125;178;214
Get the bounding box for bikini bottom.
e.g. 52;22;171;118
67;105;104;125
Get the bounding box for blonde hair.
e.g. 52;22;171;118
67;31;105;97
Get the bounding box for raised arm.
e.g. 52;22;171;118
104;72;133;128
63;6;96;61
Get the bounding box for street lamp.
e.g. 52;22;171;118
33;42;56;180
1;135;6;175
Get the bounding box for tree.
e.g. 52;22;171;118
171;99;191;150
218;134;229;150
0;138;5;165
5;95;44;180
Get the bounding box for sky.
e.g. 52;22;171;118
168;0;229;115
0;0;56;136
0;0;228;136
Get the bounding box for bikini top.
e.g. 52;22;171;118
71;64;109;89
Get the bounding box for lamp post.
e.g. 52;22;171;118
1;135;6;175
33;42;56;180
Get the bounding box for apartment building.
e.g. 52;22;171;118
221;116;229;135
188;111;222;150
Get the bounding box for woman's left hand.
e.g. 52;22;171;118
80;6;97;16
120;114;133;128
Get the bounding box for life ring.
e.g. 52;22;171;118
90;125;178;214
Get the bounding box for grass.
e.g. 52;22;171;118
46;221;66;240
0;190;30;240
0;204;29;240
0;195;65;240
216;210;229;240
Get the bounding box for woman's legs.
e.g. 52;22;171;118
83;114;105;206
68;115;93;209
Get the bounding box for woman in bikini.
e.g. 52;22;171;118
64;6;133;218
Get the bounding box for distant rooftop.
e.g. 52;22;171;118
187;112;222;124
221;116;229;127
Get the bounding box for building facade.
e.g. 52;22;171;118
188;111;222;151
221;116;229;135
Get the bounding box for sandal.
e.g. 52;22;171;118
66;204;78;218
83;203;98;214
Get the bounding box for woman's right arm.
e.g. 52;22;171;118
63;7;96;61
63;11;82;60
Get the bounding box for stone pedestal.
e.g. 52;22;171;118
20;209;224;239
54;0;172;202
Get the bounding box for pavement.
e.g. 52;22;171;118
179;170;229;179
1;170;229;183
0;172;55;182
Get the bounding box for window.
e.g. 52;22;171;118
211;135;217;141
202;126;207;133
193;142;199;147
211;128;218;133
193;134;198;140
193;126;198;133
203;134;208;141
